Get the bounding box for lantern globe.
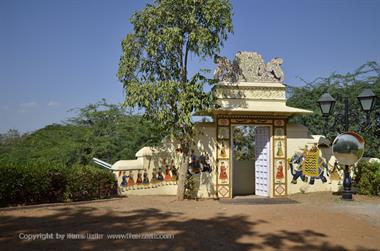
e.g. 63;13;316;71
357;89;376;112
317;93;336;115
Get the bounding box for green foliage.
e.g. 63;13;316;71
117;0;232;200
64;165;117;202
118;0;233;144
287;62;380;158
0;125;86;166
0;163;117;207
0;100;162;167
184;173;197;199
68;99;162;164
117;0;233;199
354;160;380;196
232;126;255;160
0;129;28;157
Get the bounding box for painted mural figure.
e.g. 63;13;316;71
219;161;228;180
276;160;285;180
288;153;308;184
128;171;135;186
164;165;172;181
170;160;178;181
157;168;164;181
289;145;329;185
151;169;158;183
220;142;228;158
136;172;143;184
189;150;201;174
308;157;328;185
200;153;212;173
121;172;128;187
276;141;284;157
142;170;150;184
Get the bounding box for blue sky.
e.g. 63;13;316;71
1;0;379;133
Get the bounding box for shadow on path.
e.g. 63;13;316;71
0;205;374;251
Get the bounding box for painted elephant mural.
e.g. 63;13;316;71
288;145;328;185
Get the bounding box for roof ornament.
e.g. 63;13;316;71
214;51;284;83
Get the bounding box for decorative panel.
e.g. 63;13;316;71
273;120;287;197
215;87;286;100
231;119;273;124
216;118;231;198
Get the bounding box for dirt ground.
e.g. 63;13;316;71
1;192;379;251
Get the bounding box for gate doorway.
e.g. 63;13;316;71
232;125;270;197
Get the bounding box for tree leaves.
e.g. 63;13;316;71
118;0;233;144
0;101;162;167
288;62;380;158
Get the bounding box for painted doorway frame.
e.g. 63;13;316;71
229;123;272;198
216;117;288;199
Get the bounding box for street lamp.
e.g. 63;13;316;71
317;89;378;134
357;88;376;112
357;89;377;128
317;93;336;116
317;88;378;201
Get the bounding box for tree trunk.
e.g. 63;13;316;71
176;143;190;200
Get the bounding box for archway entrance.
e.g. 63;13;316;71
232;125;270;197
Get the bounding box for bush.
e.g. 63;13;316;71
354;160;380;196
65;165;118;202
0;163;117;207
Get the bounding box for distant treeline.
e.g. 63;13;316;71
0;100;163;167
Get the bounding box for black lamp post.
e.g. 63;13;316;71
317;89;378;201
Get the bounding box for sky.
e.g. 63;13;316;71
0;0;379;133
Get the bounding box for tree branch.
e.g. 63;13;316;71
182;39;190;83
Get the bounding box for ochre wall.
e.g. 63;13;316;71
287;123;341;194
115;121;342;198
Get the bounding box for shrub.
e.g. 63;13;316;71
65;165;118;201
0;163;117;207
354;160;380;196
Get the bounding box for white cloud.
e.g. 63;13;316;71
19;102;38;108
47;101;62;107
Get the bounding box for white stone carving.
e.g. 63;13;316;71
214;51;285;83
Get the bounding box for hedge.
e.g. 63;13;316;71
0;163;117;207
354;160;380;196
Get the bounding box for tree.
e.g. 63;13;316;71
0;100;162;167
232;126;255;160
117;0;233;200
69;99;162;164
287;62;380;158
